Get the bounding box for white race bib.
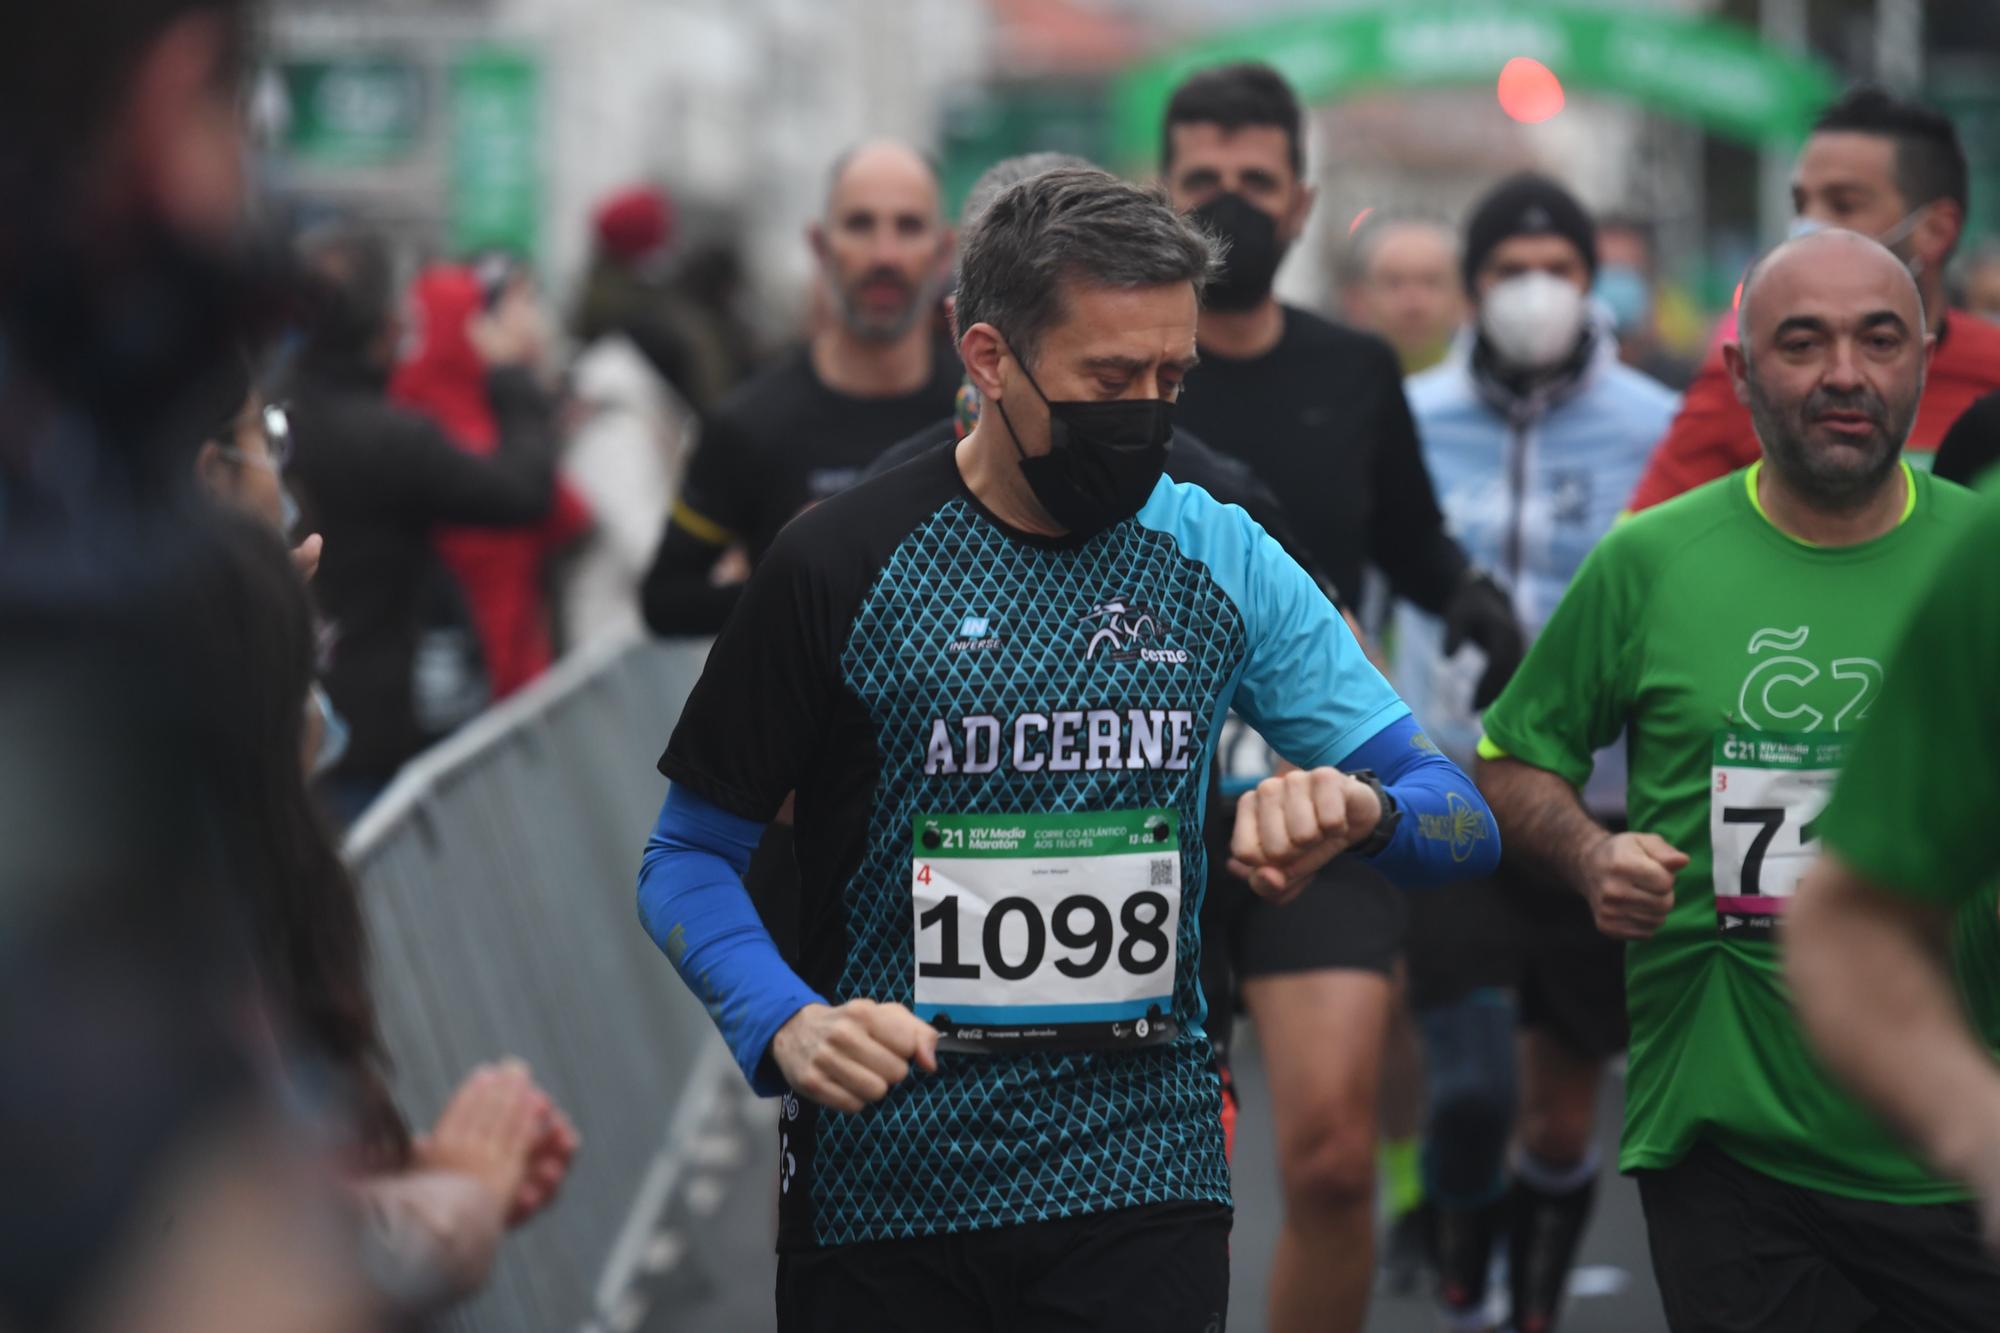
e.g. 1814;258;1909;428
1710;730;1848;937
911;810;1180;1053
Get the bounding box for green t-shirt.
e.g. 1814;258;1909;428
1820;478;2000;1047
1481;461;1981;1202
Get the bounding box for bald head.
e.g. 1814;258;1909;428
825;139;941;222
814;140;950;343
1350;217;1463;371
1727;227;1932;510
1738;228;1923;358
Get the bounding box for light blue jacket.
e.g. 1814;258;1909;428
1392;326;1677;812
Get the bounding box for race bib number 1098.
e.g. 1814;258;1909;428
911;809;1180;1054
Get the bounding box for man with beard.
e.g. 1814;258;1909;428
1158;63;1524;1333
1628;87;2000;510
1476;227;2000;1332
641;140;959;636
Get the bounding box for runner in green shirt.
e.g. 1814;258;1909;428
1789;476;2000;1262
1475;227;2000;1331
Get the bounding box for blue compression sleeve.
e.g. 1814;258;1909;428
1338;714;1501;886
637;784;826;1096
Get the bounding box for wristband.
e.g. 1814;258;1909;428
1347;769;1401;859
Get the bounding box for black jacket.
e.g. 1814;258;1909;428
286;360;558;780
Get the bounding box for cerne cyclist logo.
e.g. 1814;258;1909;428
1080;597;1188;666
1737;626;1882;732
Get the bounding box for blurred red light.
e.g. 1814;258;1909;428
1497;57;1565;124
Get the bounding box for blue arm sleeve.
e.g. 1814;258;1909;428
1337;714;1501;887
637;784;827;1096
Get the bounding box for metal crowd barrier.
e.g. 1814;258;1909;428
346;631;728;1333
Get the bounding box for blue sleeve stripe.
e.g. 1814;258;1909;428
637;785;826;1095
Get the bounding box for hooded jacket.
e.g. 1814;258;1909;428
1393;320;1675;809
390;266;592;698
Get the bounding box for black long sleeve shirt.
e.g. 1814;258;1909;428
1174;306;1468;615
288;363;558;778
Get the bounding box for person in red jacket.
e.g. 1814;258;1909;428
393;262;593;698
1629;86;2000;512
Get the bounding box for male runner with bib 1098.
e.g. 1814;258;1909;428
636;167;1499;1332
1476;227;2000;1333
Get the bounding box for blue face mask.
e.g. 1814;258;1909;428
1593;264;1651;332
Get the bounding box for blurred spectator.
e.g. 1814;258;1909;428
641;139;958;636
571;185;734;416
559;333;693;647
1345;216;1464;374
673;237;762;391
177;510;578;1317
1594;215;1696;390
1960;241;2000;322
392;261;593;699
0;513;377;1333
0;3;378;1328
1629;86;2000;510
284;224;561;823
180;346;351;773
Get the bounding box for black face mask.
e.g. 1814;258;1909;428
993;355;1174;537
1192;192;1284;312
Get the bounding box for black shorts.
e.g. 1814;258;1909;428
1404;835;1628;1063
1511;869;1627;1061
1198;851;1406;1064
1637;1142;2000;1333
775;1203;1231;1333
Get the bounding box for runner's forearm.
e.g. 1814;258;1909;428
638;785;825;1093
1473;755;1608;896
1787;860;2000;1182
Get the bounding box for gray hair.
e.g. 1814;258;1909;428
954;166;1221;369
959;151;1095;232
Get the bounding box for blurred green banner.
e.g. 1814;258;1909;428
1111;4;1837;166
281;58;426;166
449;48;542;258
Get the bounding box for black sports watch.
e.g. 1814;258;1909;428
1347;769;1401;858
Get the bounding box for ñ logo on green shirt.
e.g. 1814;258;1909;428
1416;791;1492;863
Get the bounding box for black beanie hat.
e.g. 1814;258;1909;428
1461;173;1597;295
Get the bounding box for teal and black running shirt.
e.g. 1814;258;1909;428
651;443;1493;1249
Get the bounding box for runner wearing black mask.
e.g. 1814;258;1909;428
1160;62;1525;1333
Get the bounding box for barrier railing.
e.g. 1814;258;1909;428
346;631;726;1332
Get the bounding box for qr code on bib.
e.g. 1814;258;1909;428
1150;858;1175;887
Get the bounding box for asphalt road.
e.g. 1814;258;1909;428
632;1022;1669;1333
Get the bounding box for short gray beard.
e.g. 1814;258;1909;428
1745;373;1907;513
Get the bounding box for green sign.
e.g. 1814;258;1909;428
449;48;541;257
1110;4;1837;165
281;58;425;166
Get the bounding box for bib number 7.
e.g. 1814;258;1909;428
1711;730;1848;937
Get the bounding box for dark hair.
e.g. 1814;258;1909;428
0;1;251;182
1813;86;1969;224
1162;63;1304;177
188;511;410;1169
295;222;398;374
954;167;1220;370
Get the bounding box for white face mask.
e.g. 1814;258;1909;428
1479;271;1587;371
